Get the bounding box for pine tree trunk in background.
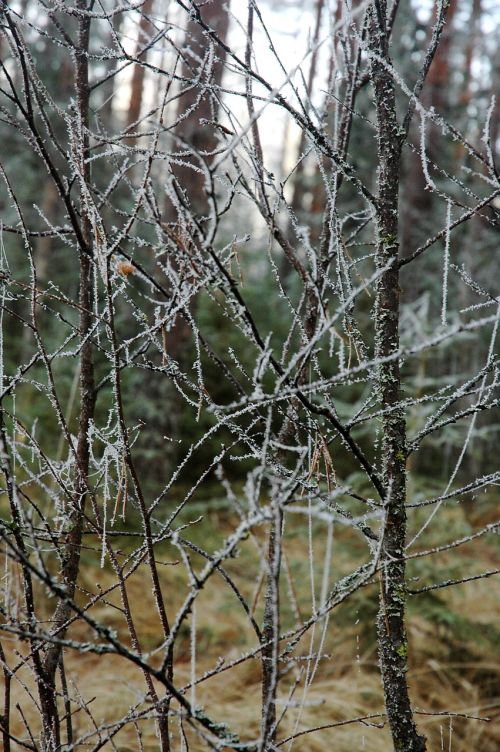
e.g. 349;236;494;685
399;0;453;477
456;0;481;165
164;0;230;361
460;0;481;109
169;0;230;218
426;0;457;117
401;0;457;263
153;2;230;477
126;0;154;141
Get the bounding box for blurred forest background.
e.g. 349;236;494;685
2;0;499;495
0;0;499;750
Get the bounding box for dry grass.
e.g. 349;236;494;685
3;503;499;751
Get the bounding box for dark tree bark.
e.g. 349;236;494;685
0;641;11;752
368;4;426;751
260;505;282;750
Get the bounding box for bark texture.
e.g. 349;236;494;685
260;507;282;750
369;4;426;750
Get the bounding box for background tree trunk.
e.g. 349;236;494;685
126;0;155;142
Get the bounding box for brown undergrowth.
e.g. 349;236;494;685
3;500;499;751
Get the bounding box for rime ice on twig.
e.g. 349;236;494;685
441;199;452;326
0;2;498;751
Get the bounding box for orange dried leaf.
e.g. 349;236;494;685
117;261;135;277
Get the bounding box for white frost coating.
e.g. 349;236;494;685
1;3;497;749
441;199;452;326
420;110;438;193
408;301;500;549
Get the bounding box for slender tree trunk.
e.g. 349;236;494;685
40;6;95;748
260;505;282;750
368;4;426;751
0;593;11;752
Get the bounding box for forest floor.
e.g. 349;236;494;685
3;489;500;751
